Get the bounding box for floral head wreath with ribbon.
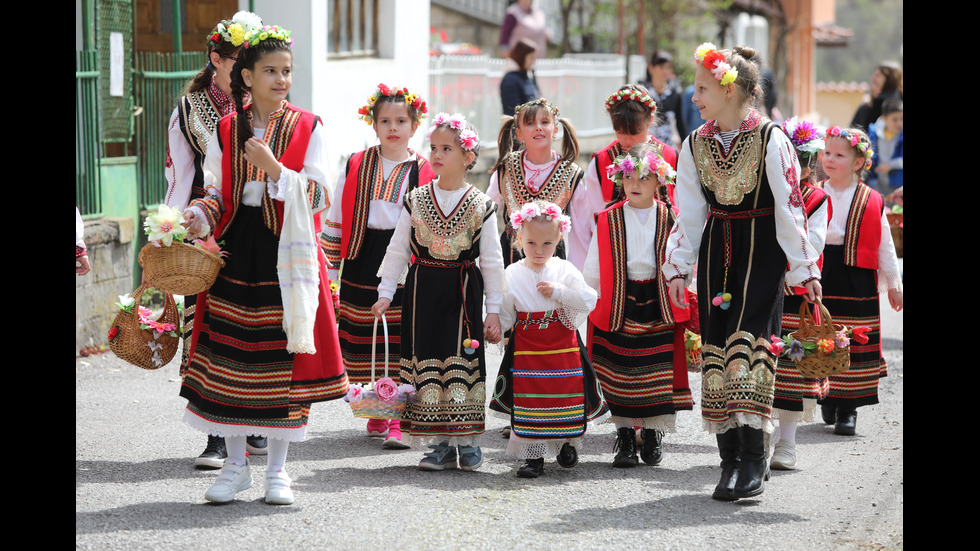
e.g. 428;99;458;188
208;11;263;48
604;88;657;113
426;112;480;151
243;25;293;49
694;42;739;86
509;202;572;236
357;83;429;125
826;126;875;171
515;97;559;118
782;117;826;159
605;150;677;187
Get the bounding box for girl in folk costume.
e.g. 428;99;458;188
584;143;694;469
769;118;831;470
164;11;267;468
181;26;348;505
371;113;504;471
574;84;677;269
663;44;822;501
816;127;902;436
489;98;590;268
489;201;610;478
321;84;434;449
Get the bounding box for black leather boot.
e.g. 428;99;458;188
712;429;740;501
733;426;768;499
834;408;857;435
821;403;836;425
517;457;544;478
640;428;663;465
612;427;638;467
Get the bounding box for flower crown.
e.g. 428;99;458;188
694;42;738;86
426;113;479;151
208;11;262;48
357;83;429;125
782;117;825;158
515;97;559;118
604;88;657;113
826;126;875;170
243;25;293;49
605;151;677;187
509;202;572;236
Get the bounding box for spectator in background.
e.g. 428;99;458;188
638;51;686;149
868;98;903;194
500;0;550;59
851;61;902;131
500;38;541;116
682;84;706;136
76;207;90;276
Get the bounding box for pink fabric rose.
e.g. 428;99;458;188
346;385;364;403
374;377;399;403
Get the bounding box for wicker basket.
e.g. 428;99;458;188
139;241;224;296
789;298;851;378
886;212;903;258
348;315;412;420
108;283;180;370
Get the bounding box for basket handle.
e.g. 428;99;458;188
370;314;390;383
796;297;836;338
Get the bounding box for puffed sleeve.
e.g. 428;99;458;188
164;105;197;211
186;134;226;237
498;267;518;334
767;131;820;286
807;198;829;254
265;123;330;214
377;203;413;302
662;136;706;285
553;259;597;329
568;156;607;270
479;204;505;314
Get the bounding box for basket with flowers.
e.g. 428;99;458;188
766;298;869;378
107;283;181;370
344;314;416;419
138;205;226;295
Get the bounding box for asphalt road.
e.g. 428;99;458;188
77;280;903;550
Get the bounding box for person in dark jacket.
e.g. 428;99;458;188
500;38;541;116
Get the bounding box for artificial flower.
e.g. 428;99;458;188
458;129;479;150
788;340;805;361
144;204;188;246
558;216;572;235
345;385;364;403
192;236;227;258
817;338;835;354
374;377;400;403
850;326;870;344
116;294;136;312
108;326;119;340
694;42;718;64
835;330;850;349
768;335;785;355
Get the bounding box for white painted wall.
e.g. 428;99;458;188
246;0;431;184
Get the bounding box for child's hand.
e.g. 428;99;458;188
804;279;822;302
76;255;91;276
536;280;556;299
244;137;282;181
887;288;903;312
183;210;204;239
371;298;391;319
668;278;689;308
484;313;501;344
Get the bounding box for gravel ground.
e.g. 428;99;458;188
77;288;902;550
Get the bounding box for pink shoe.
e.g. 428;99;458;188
383;419;410;449
366;418;389;437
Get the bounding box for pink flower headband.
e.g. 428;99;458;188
694;43;738;86
605;151;676;186
509;202;572;235
826;126;875;170
426;112;480;151
357;83;428;125
604;88;657;113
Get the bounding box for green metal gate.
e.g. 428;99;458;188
134;51;206;209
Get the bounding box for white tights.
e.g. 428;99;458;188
224;435;290;472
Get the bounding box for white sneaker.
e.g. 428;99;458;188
204;460;252;503
265;470;294;505
770;440;797;470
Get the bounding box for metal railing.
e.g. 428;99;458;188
428;54;626;152
76;50;102;216
134;51;206;209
